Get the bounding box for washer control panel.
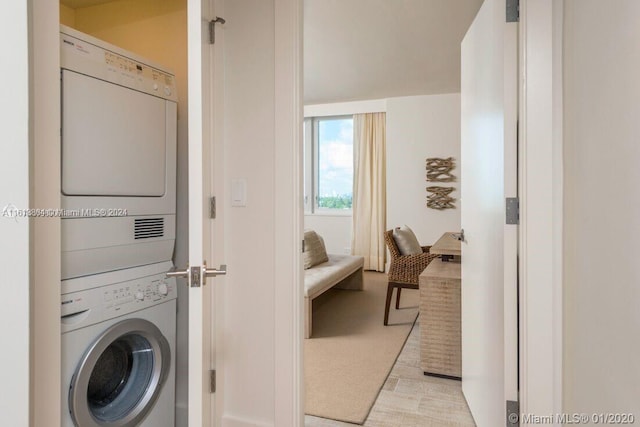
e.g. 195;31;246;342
101;277;174;310
61;270;177;334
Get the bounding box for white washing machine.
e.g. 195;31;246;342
61;262;177;427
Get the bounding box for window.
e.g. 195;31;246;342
303;116;354;213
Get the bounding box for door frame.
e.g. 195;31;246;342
210;0;225;423
518;0;564;420
272;0;304;424
30;1;63;426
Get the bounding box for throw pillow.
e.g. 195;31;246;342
303;230;329;269
392;225;422;255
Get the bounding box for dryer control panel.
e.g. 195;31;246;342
60;25;177;102
61;270;177;334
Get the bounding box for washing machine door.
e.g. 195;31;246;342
69;319;171;427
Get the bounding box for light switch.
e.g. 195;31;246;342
231;179;247;207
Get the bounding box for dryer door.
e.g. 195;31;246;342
69;319;170;427
61;69;168;197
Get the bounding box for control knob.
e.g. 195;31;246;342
135;291;144;301
158;282;169;296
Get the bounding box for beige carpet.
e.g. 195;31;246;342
304;271;419;425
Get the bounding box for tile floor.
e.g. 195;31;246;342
305;321;476;427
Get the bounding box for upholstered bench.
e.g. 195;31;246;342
303;230;364;339
304;254;364;339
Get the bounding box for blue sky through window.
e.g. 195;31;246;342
318;118;353;205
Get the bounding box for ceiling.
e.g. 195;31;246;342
61;0;482;104
304;0;483;105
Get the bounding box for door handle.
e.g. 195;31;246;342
452;229;465;242
166;268;189;278
166;263;227;287
204;264;227;277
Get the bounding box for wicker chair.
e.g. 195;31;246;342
383;229;439;325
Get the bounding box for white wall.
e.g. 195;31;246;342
304;98;387;117
222;2;277;420
563;0;640;417
386;94;461;246
304;94;461;258
304;214;351;254
0;3;30;425
221;0;303;424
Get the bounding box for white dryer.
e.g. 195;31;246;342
61;262;176;427
60;25;178;280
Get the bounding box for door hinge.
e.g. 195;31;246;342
209;196;216;219
506;0;519;22
209;17;226;44
302;239;305;253
209;369;216;393
507;400;520;426
506;197;519;225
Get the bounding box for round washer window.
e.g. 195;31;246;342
69;319;170;427
88;333;154;422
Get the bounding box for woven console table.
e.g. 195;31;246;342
419;232;461;379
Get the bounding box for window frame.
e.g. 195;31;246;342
303;114;354;215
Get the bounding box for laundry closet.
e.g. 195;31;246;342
60;0;188;426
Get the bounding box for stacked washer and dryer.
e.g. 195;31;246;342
60;25;178;427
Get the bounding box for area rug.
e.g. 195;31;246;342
304;271;419;424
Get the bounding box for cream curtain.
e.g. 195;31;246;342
351;112;386;271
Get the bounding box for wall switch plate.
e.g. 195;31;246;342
231;179;247;207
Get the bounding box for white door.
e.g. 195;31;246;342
460;0;518;425
185;0;303;425
185;0;221;425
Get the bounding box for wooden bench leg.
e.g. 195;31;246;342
305;297;312;339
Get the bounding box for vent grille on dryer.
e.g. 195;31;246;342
134;217;165;239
